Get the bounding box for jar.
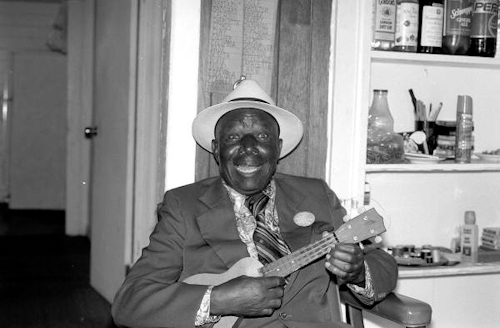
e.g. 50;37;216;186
366;90;405;164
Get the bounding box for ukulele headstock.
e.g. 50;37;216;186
335;208;386;244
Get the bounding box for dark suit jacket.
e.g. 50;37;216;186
111;173;398;328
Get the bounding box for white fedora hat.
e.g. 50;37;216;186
192;79;304;159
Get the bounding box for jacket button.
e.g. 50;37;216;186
279;312;287;320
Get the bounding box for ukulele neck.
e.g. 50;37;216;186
261;233;338;277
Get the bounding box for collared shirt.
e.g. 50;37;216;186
223;179;288;260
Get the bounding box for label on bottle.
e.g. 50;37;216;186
395;2;420;47
462;245;472;255
444;0;473;36
421;4;445;46
372;0;397;43
470;0;498;38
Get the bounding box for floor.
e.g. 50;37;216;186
0;206;117;328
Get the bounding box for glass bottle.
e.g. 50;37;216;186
371;0;398;50
394;0;420;52
366;90;405;164
442;0;473;55
368;90;394;131
418;0;444;53
468;0;498;57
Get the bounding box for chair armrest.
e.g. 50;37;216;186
340;289;432;328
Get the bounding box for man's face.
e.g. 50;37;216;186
212;108;282;196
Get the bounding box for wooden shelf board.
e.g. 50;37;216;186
366;160;500;173
371;50;500;69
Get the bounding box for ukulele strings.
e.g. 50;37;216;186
264;233;338;275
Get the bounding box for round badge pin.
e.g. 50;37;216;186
293;211;316;227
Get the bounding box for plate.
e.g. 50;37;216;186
408;157;446;164
475;153;500;162
405;153;446;164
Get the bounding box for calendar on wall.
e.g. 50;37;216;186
207;0;278;94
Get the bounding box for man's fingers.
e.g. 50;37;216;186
263;276;286;288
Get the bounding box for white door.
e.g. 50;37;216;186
89;0;138;303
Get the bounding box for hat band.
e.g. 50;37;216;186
229;97;270;104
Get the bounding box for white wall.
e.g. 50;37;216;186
164;0;201;191
367;172;500;247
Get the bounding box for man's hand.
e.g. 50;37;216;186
210;276;286;317
323;231;366;286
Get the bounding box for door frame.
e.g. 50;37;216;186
131;0;170;263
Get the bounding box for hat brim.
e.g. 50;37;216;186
192;101;304;159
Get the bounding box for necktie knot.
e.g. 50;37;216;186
245;193;269;220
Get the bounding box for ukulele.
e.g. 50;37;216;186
183;208;386;328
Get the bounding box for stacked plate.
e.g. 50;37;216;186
405;153;446;164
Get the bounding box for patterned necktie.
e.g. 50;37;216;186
245;193;290;265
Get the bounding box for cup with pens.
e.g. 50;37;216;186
409;89;442;155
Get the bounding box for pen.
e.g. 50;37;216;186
409;89;417;113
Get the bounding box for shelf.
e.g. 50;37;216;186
371;50;500;69
366;160;500;173
399;261;500;279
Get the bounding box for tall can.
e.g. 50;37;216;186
442;0;473;55
394;0;420;52
455;95;473;163
468;0;498;57
371;0;398;50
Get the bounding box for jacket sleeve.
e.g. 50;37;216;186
111;191;208;328
322;180;398;305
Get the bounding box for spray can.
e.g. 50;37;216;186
455;95;473;163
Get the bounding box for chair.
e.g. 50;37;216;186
340;288;432;328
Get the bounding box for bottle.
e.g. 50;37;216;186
418;0;444;53
461;211;479;262
366;90;405;164
454;95;473;163
468;0;499;57
368;90;395;130
394;0;420;52
371;0;398;50
442;0;473;55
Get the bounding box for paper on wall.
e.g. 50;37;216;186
207;0;278;95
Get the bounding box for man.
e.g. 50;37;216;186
112;79;398;328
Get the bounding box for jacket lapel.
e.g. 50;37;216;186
274;177;311;252
274;177;317;300
196;178;249;270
